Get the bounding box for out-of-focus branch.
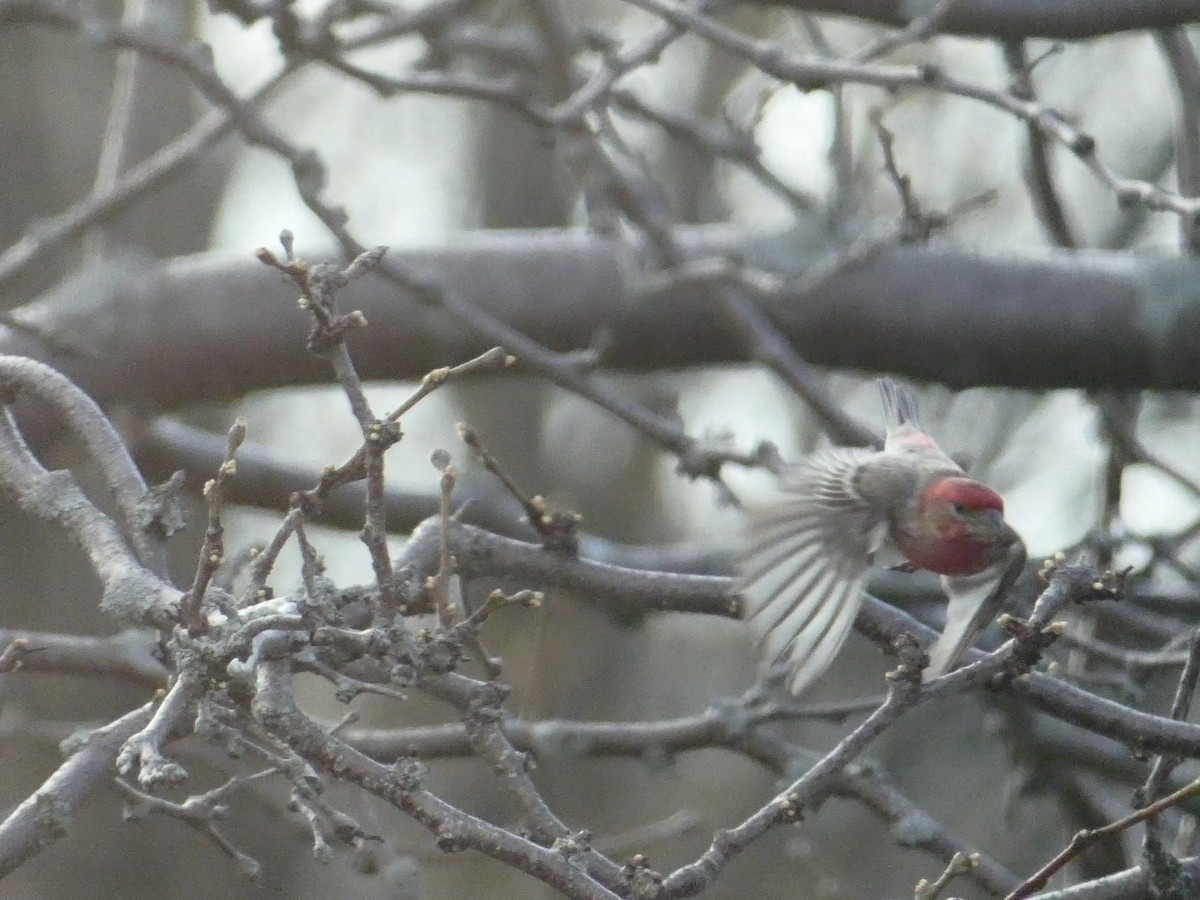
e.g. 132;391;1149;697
1157;28;1200;253
0;66;292;296
7;232;1200;443
750;0;1200;41
610;89;820;213
0;629;164;686
82;0;185;264
850;0;964;62
1030;856;1200;898
1004;41;1077;249
5;2;1200;895
134;417;735;575
626;0;1200;218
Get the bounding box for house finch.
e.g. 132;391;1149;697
739;379;1026;694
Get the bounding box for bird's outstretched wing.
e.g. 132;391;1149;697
739;448;883;694
928;539;1027;677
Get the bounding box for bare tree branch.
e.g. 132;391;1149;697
0;629;163;686
0;703;154;877
751;0;1200;41
7;234;1200;444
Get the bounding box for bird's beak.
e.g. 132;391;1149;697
968;508;1018;545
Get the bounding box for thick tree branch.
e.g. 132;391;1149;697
6;231;1200;442
399;518;738;618
752;0;1200;41
0;390;180;630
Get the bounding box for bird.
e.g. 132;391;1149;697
738;378;1026;694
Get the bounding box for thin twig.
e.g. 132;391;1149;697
1006;775;1200;899
622;0;1200;219
1157;29;1200;253
915;850;979;900
852;0;965;63
1138;628;1200;845
661;643;927;896
457;422;583;552
428;451;459;626
1003;41;1076;248
181;418;246;633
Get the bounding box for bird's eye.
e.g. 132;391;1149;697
952;502;967;515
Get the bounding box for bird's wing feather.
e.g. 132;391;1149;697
928;539;1027;677
740;448;883;695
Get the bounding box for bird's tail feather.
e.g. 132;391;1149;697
877;378;922;432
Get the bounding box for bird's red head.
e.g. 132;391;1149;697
923;477;1004;514
898;477;1014;576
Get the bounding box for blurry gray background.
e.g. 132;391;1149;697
1;1;1198;898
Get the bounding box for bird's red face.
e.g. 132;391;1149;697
897;477;1017;576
